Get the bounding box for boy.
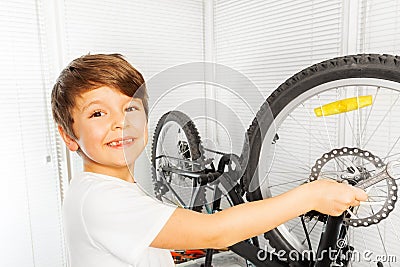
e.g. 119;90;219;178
52;54;367;267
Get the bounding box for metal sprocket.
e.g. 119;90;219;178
309;147;398;227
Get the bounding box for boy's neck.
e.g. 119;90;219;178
84;164;135;183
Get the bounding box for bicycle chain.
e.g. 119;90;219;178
309;147;398;227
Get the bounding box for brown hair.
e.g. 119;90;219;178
51;53;148;139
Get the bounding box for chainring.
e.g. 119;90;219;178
308;147;398;227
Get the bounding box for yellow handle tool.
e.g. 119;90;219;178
314;95;373;117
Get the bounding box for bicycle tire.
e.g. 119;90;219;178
243;54;400;265
151;110;205;212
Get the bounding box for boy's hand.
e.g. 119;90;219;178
306;179;368;216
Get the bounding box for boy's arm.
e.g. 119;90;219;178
150;179;367;250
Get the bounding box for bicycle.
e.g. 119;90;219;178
151;54;400;267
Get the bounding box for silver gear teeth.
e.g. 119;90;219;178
309;147;398;227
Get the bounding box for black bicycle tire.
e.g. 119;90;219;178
243;53;400;255
151;110;205;212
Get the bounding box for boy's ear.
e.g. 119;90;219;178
58;125;79;152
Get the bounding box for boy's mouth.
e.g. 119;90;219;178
106;138;135;147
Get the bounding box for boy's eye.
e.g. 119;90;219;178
90;111;105;118
125;106;138;112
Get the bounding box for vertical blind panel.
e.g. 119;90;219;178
63;0;206;190
358;0;400;54
0;1;66;267
213;0;342;155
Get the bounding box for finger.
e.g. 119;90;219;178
350;199;360;206
332;208;345;216
352;187;368;201
332;203;348;216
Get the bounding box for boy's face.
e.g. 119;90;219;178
60;86;148;177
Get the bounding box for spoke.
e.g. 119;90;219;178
383;134;400;162
369;186;387;197
369;205;392;267
268;178;308;188
284;114;345;169
301;102;333;146
360;227;374;267
301;220;318;245
162;125;182;169
364;92;400;148
373;183;392;188
376;224;392;267
160;128;172;166
316;93;334;150
344;111;359;147
276;142;313;171
360;187;387;206
320;174;345;181
304;94;355;170
361;200;385;206
360;87;380;143
352;159;374;169
161;194;183;207
354;204;360;215
387;216;400;246
346;208;359;219
356;87;363;148
287;114;331;152
390;212;400;219
381;152;400;161
301;216;313;250
176;128;182;149
223;193;234;207
269;171;310;175
372;186;389;195
368;195;389;199
288;219;303;233
316;93;344;172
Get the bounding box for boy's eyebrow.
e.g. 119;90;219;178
81;100;104;112
130;98;143;104
80;98;142;112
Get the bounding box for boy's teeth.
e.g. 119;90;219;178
108;139;133;146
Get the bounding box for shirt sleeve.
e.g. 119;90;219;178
82;182;176;265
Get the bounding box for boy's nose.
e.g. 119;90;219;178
111;113;127;130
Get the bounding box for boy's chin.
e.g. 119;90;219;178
123;155;139;166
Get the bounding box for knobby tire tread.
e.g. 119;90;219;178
151;110;205;212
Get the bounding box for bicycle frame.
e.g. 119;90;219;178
158;154;349;267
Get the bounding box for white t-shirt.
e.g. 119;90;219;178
63;172;177;267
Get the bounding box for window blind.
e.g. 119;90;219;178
357;0;400;160
0;0;66;266
358;0;400;54
213;0;343;156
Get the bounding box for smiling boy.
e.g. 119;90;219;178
52;54;367;267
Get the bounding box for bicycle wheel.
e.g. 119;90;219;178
151;110;206;212
244;54;400;266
